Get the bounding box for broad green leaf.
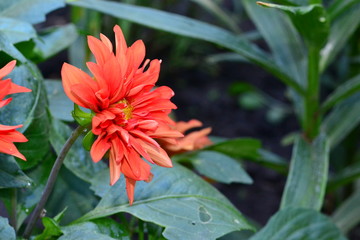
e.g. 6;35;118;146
322;93;360;148
281;134;329;210
320;3;360;71
250;208;347;240
33;24;78;62
0;154;31;188
206;53;248;64
80;164;255;240
332;190;360;234
205;138;261;159
0;32;27;63
67;0;304;94
0;17;36;44
0;0;65;24
60;218;129;240
45;80;74;121
257;149;288;173
0;216;15;240
46;167;98;224
191;151;253;184
322;74;360;112
49;118;106;183
328;0;360;20
17;152;55;230
257;3;329;47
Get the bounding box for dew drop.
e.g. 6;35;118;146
234;219;240;224
191;221;196;226
319;17;326;22
25;208;29;213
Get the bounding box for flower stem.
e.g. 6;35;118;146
10;188;17;230
303;45;320;140
23;125;85;239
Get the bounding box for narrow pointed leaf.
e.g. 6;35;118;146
82;164;255;240
250;208;346;240
322;74;360;112
67;0;304;94
322;93;360;148
320;3;360;71
332;190;360;234
281;134;329;210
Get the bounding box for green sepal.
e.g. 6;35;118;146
82;130;95;151
72;104;94;127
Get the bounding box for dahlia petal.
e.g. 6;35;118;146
140;141;172;168
61;63;98;108
0;129;28;143
100;33;113;52
0;139;26;160
110;136;125;164
0;124;23;131
90;135;111;162
125;177;136;205
129;135;154;164
114;25;128;59
121;149;151;180
0;60;16;79
88;36;113;66
0;79;11;100
70;84;99;111
176;119;203;133
0;98;12;108
149;125;184;138
126;40;145;72
9;82;31;94
109;157;121;186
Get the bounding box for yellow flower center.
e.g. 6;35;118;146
118;99;133;120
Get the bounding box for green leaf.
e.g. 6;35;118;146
322;74;360;112
0;17;36;44
280;134;329;210
332;190;360;234
49;118;106;183
328;0;360;20
45;79;74;121
60;218;129;240
190;0;240;33
327;162;360;192
67;0;304;94
33;24;78;62
35;217;63;240
0;32;27;63
205;138;261;159
81;164;255;240
322;93;360;148
257;3;329;47
191;151;253;184
249;208;347;240
0;216;15;240
0;0;65;24
320;3;360;71
46;167;99;224
243;0;306;85
0;154;31;188
257;149;288;173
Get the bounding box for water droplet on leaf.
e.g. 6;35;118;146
198;206;211;223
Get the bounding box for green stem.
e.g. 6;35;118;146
138;219;145;240
10;188;17;230
304;46;321;140
23;125;85;239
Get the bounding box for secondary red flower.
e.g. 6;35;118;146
61;25;182;204
159;119;213;156
0;60;31;160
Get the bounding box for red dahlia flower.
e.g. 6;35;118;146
159;119;213;156
0;60;31;160
61;25;182;204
